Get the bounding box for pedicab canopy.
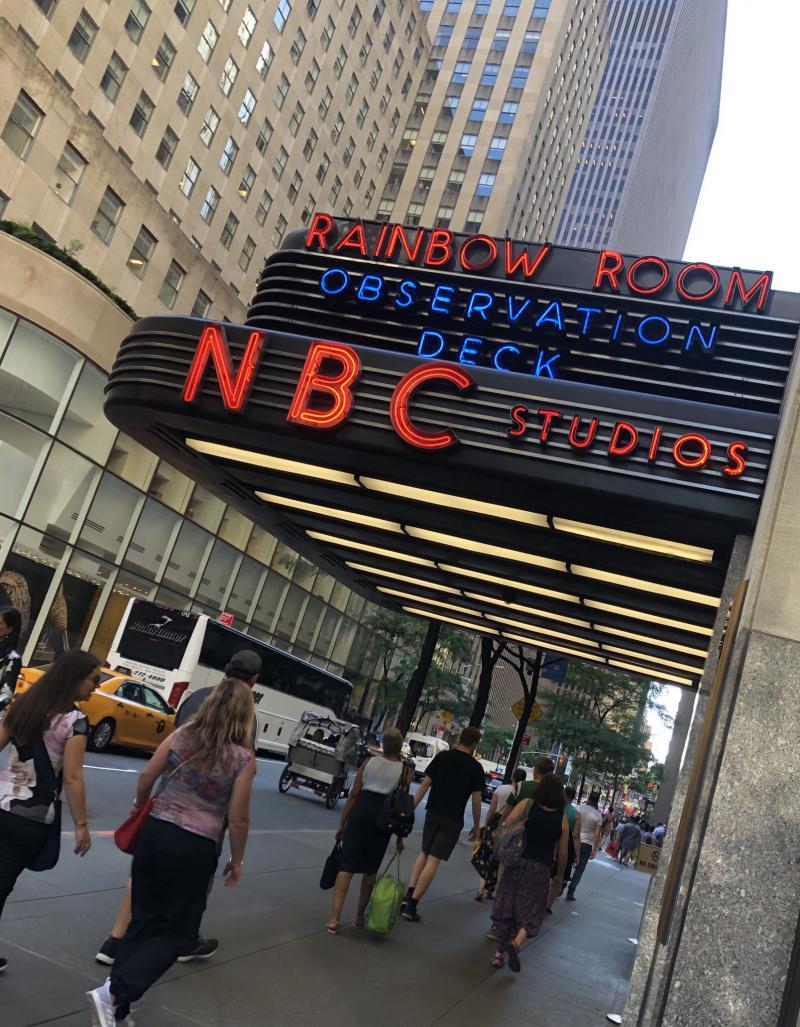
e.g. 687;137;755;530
104;214;800;690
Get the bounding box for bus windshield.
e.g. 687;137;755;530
116;601;198;671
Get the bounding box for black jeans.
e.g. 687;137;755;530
111;817;218;1017
567;843;593;896
0;810;49;919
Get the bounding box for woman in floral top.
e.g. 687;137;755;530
0;649;99;974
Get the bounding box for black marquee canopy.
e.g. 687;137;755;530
104;215;800;689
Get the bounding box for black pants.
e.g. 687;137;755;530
567;843;593;896
0;810;49;918
111;817;218;1017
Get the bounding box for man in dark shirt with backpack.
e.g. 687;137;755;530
401;725;485;922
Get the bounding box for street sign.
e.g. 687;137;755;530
218;612;234;626
522;733;531;746
635;844;661;876
441;710;454;723
511;699;544;724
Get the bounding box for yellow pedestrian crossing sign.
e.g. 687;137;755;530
511;699;543;724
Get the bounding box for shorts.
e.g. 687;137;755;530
422;811;463;861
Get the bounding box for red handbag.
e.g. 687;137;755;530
114;757;192;855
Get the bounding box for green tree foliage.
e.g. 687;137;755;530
480;723;515;762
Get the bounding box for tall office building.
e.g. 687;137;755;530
376;0;607;239
555;0;727;257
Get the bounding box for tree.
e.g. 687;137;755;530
499;645;544;783
396;621;441;735
480;723;515;762
356;608;425;720
415;628;475;727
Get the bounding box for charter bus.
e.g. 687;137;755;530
106;599;353;756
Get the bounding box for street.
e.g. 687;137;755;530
0;750;649;1027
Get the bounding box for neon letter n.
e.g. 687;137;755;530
181;324;266;412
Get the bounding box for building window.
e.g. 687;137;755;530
127;225;157;278
179;156;200;196
321;15;334;50
197;20;219;62
316;151;330;183
272;213;287;246
376;198;394;221
200;186;220;222
50;141;87;204
372;0;385;24
220;211;239;249
343;197;353;216
460;132;477;156
345;73;359;104
129;91;154;136
307;0;320;19
219;136;239;176
442;94;459;116
288;101;305;136
492;29;511;51
274;0;292;32
476;172;495;196
418;166;435;187
155;126;179;169
220;57;239;97
318;86;333;119
91;187;125;244
383;22;395;50
200;106;220;146
290;27;306;63
153;35;176;81
33;0;58;16
481;63;500;86
533;0;550;17
67;9;97;63
353;159;365;187
302;128;318;161
191;289;212;317
435;205;453;227
376;143;388;170
274;72;290;109
500;100;518;123
488;136;507;160
287;170;302;203
125;1;151;43
401;128;417;150
239;235;256;271
238;88;257;125
272;144;288;179
405;12;416;40
462;27;480;48
331;112;344;142
347;4;361;35
452;61;471;84
342;136;355;166
300;195;315;225
521;30;540;53
2;91;44;160
238;6;257;47
333;46;347;79
255;189;272;224
356;98;369;129
99;53;128;102
474;0;490;11
369;62;382;91
390;107;400;134
256;40;273;78
178;72;199;115
406;202;424;226
511;64;529;88
255;117;273;154
305;58;320;93
238;164;256;199
159;260;185;309
329;175;341;203
359;34;373;63
380;84;391;114
465;208;483;232
469;99;488;121
366;121;378;151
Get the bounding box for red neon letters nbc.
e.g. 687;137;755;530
181;324;266;411
390;364;474;449
287;341;361;429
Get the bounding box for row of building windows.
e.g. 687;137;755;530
376;198;485;232
421;0;550;16
433;25;541;51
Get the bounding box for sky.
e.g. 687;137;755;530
647;0;799;763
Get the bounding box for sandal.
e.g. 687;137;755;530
505;941;521;973
490;953;505;969
326;919;340;934
475;889;485;902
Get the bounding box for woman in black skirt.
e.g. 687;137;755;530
328;728;409;933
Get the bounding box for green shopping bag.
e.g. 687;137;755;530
365;851;405;936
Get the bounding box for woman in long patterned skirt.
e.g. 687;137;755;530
490;773;569;972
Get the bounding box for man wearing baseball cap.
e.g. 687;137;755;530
174;650;262;733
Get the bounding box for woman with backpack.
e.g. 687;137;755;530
490;772;569;972
0;650;97;973
328;727;410;934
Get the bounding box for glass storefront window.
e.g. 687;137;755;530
148;459;193;513
23;440;99;543
186;484;225;533
272;540;298;574
247;524;277;564
219;506;251;549
35;549;115;663
227;556;264;620
58;362;118;465
154;584;193;610
292;555;317;591
330;580;350;611
274;583;306;641
295;594;323;651
78;472;143;563
252;571;288;632
107;433;158;490
0;412;49;519
195;538;239;609
345;592;366;620
331;616;357;666
312;570;335;603
2;525;60;655
160;520;213;595
315;606;340;659
0;308;17;356
0;319;81;432
122;497;179;579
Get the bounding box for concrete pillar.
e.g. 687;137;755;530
651;687;695;825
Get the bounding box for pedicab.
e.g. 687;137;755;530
277;711;361;808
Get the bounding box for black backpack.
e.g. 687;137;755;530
377;784;415;838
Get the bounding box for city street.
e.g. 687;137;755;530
1;751;649;1027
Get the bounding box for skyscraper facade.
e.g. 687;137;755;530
555;0;727;257
376;0;608;239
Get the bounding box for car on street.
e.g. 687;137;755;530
16;667;175;753
479;759;508;801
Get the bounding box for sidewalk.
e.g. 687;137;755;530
1;826;649;1027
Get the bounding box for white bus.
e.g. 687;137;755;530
106;599;353;757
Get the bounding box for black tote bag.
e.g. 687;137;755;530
320;840;342;890
25;732;63;873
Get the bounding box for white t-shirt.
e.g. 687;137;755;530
493;783;514;808
578;803;603;846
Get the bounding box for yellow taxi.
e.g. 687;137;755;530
16;668;175;753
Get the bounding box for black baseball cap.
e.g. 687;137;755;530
227;650;262;677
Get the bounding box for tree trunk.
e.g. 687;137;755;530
469;636;496;728
577;768;587;803
395;621;441;736
610;772;619;810
357;679;373;715
503;649;542;783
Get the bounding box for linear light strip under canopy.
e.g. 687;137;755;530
185;439;714;563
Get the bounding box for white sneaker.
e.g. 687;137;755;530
86;978;115;1027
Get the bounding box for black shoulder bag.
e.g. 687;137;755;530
25;732;63;872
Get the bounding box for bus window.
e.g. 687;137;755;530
200;620;245;672
117;601;197;671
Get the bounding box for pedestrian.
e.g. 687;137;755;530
86;677;256;1026
327;727;409;933
95;650;262;967
489;773;569;972
0;606;22;714
599;804;615;850
617;819;643;866
0;650;97;973
653;821;666;847
565;790;603;901
400;725;484;923
547;784;581;911
501;755;555;819
472;768;526;901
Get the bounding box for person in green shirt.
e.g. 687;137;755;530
502;755;554;820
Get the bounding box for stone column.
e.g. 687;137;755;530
651;687;695;825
